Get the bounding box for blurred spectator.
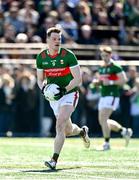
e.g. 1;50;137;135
4;7;26;33
48;10;59;25
86;71;101;136
11;33;30;59
130;77;139;137
108;2;124;26
37;16;55;42
56;2;68;21
0;73;15;135
0;24;16;43
59;11;78;42
125;29;139;45
120;66;138;128
91;2;102;26
26;24;38;42
77;24;99;44
14;72;39;136
18;0;39;27
15;33;28;43
31;35;42;43
97;11;109;26
123;0;139;26
118;18;127;45
74;1;92;26
127;66;138;88
0;9;4;36
109;37;122;60
38;0;52;26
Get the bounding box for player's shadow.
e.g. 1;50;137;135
22;166;81;173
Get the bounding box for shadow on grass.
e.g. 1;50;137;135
22;166;81;173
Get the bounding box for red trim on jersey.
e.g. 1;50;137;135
73;91;78;107
61;49;67;57
99;74;119;81
108;74;119;80
43;67;71;77
48;53;58;59
41;51;46;59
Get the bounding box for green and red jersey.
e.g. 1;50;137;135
99;60;123;97
36;47;79;93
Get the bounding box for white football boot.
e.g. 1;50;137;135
45;159;57;170
81;126;90;148
102;142;110;151
121;128;133;146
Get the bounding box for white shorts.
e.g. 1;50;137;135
49;91;79;116
98;96;119;111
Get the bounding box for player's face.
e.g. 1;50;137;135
47;32;61;51
100;51;111;64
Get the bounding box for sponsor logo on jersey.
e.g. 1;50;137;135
60;59;64;64
44;67;71;77
42;62;48;65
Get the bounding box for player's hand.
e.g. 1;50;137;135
102;79;114;86
54;87;67;100
92;79;102;86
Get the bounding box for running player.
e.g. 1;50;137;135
36;27;90;169
92;45;133;150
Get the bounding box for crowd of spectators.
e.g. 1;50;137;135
0;0;139;45
0;64;40;136
0;63;139;137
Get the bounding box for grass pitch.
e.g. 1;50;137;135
0;137;139;180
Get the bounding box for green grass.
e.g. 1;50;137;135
0;137;139;180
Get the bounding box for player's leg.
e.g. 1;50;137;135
107;119;123;131
65;118;81;136
65;118;90;148
45;105;74;169
99;108;113;150
107;119;133;146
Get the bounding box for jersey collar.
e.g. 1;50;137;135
47;48;61;58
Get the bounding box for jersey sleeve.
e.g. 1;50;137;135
114;63;123;73
36;54;42;69
68;50;78;67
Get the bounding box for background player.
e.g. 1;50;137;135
92;45;133;150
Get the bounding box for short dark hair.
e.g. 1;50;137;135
47;27;61;38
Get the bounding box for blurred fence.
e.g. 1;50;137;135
0;43;139;66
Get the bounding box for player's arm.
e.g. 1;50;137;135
36;69;45;90
36;53;47;90
66;65;82;92
114;71;127;86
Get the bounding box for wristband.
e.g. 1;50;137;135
109;80;114;85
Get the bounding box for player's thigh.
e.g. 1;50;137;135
99;108;113;122
58;105;75;122
50;91;79;117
